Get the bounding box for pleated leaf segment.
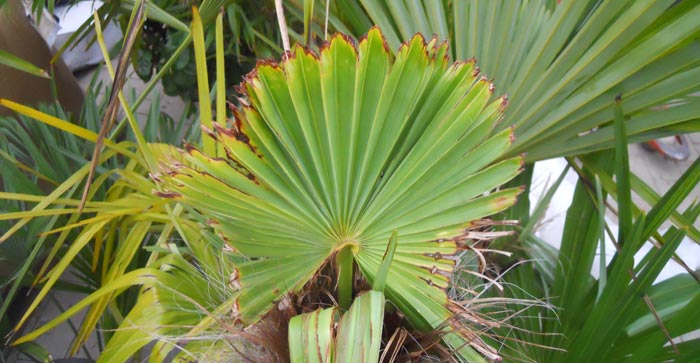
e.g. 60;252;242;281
155;28;522;361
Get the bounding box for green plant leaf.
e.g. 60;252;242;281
0;50;50;79
613;96;633;245
157;28;521;361
323;0;700;161
121;0;190;33
191;6;215;154
303;0;315;45
13;268;165;345
0;99;132;157
334;290;384;363
14;342;51;362
289;307;338;363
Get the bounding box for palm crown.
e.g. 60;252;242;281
156;27;522;360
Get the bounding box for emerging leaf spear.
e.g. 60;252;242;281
79;0;146;211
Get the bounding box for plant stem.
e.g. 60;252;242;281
336;246;354;311
274;0;290;52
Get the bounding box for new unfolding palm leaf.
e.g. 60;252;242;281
156;28;522;360
288;231;398;363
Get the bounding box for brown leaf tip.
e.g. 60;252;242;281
424;265;451;278
200;124;217;140
426;34;439;48
336;32;358;49
472;66;481;77
396;32;430;58
500;94;509;108
236;96;250;108
281;50;292;61
153;190;181;199
149;172;162;183
488;81;496;93
420;277;436;287
358;26;392;55
212;122;233;137
425;252;443;260
291;44;320;61
318;32;359;60
236;58;280;97
230;268;241;289
255;57;281;69
184;143;199;154
230;299;241;324
226;100;238;113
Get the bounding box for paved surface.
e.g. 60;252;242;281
626;136;700;281
629;135;700;217
533;133;700;283
11;289;101;362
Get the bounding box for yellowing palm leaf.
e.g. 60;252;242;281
157;28;522;360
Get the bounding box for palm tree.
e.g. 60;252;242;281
152;27;523;361
4;1;700;361
6;25;524;362
311;1;700;361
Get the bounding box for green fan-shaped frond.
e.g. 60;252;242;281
327;0;700;161
156;28;522;360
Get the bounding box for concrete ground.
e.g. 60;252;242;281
532;135;700;280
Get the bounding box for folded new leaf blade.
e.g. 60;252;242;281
334;290;384;363
289;307;338;363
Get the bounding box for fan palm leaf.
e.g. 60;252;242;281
156;28;523;360
321;0;700;161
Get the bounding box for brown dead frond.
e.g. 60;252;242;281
440;226;568;362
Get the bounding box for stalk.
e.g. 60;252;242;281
336;246;354;311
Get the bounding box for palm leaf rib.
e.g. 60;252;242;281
156;28;522;361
